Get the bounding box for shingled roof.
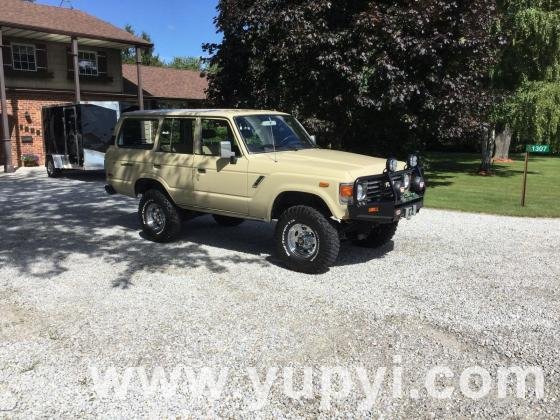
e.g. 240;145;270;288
0;0;151;47
122;64;208;100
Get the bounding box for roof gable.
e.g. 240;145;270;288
122;64;208;101
0;0;151;47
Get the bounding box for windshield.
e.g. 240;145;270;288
234;115;316;153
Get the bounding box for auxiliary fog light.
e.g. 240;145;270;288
413;176;426;192
403;173;411;190
386;158;398;172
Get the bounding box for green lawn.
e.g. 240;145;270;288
423;153;560;218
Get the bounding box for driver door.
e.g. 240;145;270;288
192;118;249;215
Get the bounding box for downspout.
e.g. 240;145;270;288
0;27;14;172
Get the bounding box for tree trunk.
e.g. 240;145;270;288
479;127;495;174
493;124;512;162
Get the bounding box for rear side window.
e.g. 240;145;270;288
117;118;159;149
158;118;195;154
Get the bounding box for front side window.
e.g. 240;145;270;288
117;118;159;150
235;115;315;153
158;118;195;154
12;44;37;71
200;119;240;156
78;50;98;76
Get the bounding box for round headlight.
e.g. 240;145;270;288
403;173;411;189
407;154;418;168
356;183;367;201
386;158;398;172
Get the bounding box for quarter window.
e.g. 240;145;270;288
78;50;98;76
117;119;159;150
12;44;37;71
200;119;240;156
158;118;195;154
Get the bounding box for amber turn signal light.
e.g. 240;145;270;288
339;184;353;198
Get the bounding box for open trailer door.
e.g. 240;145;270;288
79;103;119;170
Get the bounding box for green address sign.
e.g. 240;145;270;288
526;144;550;154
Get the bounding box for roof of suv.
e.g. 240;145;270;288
122;109;290;118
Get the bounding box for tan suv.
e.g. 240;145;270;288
104;109;425;273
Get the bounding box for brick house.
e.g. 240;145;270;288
0;0;207;172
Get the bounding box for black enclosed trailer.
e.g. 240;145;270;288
42;102;123;176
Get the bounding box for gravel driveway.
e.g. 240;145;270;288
1;168;559;418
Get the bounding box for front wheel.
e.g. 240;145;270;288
353;222;398;248
274;205;340;274
139;189;182;242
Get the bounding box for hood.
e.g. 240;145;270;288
251;148;404;180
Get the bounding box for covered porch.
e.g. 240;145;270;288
0;24;151;172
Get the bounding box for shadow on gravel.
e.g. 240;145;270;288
0;171;266;289
0;170;393;286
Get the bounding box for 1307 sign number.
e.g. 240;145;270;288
526;144;550;154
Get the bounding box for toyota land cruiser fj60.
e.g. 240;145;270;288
105;109;426;273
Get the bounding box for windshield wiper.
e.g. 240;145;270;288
277;144;300;151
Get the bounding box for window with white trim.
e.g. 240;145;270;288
12;43;37;71
78;50;98;76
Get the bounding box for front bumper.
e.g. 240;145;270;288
347;167;425;223
348;197;424;222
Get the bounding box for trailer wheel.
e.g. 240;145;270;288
46;157;61;178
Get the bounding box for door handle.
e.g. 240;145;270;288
153;164;161;169
197;168;206;174
121;162;134;167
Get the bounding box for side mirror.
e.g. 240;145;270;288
310;135;317;145
220;141;237;164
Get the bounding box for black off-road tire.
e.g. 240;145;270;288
274;205;340;274
213;214;245;227
46;157;61;178
139;189;182;243
353;222;398;248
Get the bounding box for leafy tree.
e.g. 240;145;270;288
490;0;560;161
122;24;164;67
204;0;499;157
167;56;203;71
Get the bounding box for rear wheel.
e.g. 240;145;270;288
275;205;340;274
46;157;61;178
213;214;245;227
139;189;182;242
353;222;398;248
